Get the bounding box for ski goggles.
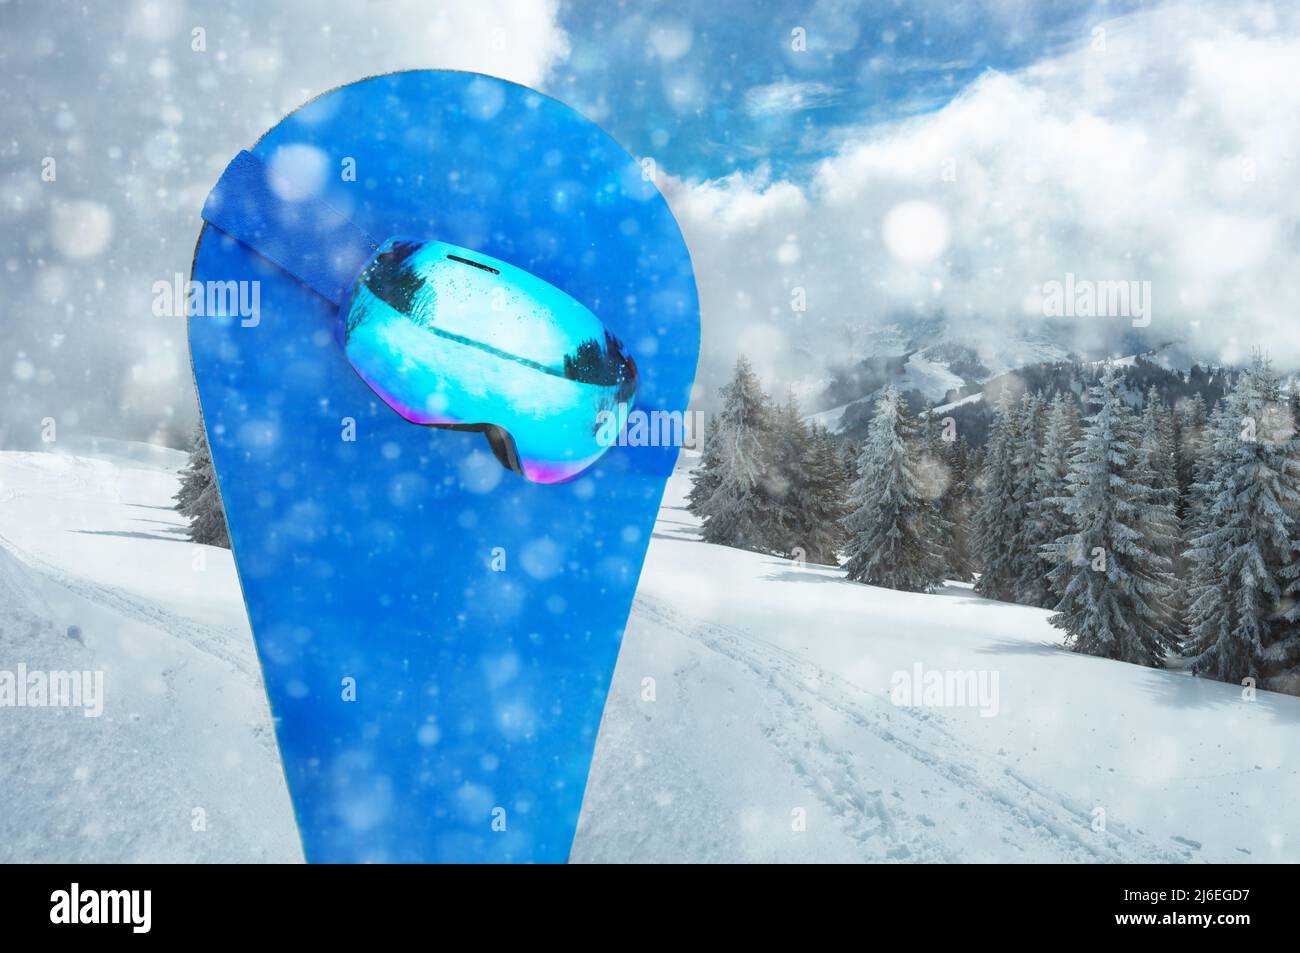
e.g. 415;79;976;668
200;150;637;484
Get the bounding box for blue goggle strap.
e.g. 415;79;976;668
200;150;378;307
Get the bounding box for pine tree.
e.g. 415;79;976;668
1010;393;1050;605
1042;366;1178;666
764;391;815;558
1184;355;1300;684
1139;388;1181;512
915;404;950;518
175;421;231;548
842;386;947;592
1136;388;1185;645
796;424;851;565
1025;392;1079;606
694;356;777;552
1182;399;1224;548
686;414;722;516
1175;393;1208;518
919;406;977;582
973;390;1028;601
838;437;862;485
937;434;978;582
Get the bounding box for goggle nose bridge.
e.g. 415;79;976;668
437;422;524;476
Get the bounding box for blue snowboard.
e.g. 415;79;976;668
187;70;699;863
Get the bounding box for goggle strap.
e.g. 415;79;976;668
201;150;378;307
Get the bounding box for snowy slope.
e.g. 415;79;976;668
573;460;1300;863
896;352;966;403
923;392;984;417
806;400;856;433
0;446;301;862
4;443;1295;864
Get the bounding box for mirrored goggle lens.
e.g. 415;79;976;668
341;238;638;484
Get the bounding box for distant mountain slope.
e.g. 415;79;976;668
798;319;1078;439
819;344;1233;448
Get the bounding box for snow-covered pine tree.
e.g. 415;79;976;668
1010;393;1050;606
764;391;815;557
1184;355;1300;684
937;434;977;582
973;389;1027;601
1024;392;1079;606
1137;387;1183;562
175;421;230;548
695;356;777;552
842;386;947;592
1136;388;1185;645
918;405;977;582
1175;393;1208;515
686;414;722;516
965;440;986;548
919;400;939;448
838;437;862;485
1181;398;1234;672
915;402;948;501
1183;399;1226;539
1042;366;1178;666
796;424;850;565
1139;388;1181;507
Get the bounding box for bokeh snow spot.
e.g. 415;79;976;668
50;200;112;258
520;537;564;580
267;144;329;202
458;450;503;494
882;201;950;265
463;77;506;121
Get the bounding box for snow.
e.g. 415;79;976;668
923;391;984;416
897;352;966;403
1088;353;1140;368
971;338;1072;378
573;457;1300;863
805;400;855;433
4;441;1295;863
0;445;301;862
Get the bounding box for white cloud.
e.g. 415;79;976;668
882;201;950;264
744;80;840;116
2;0;571;446
666;1;1300;401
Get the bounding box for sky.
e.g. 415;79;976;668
551;0;1147;181
1;0;1298;446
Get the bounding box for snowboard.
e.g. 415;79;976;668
187;70;699;863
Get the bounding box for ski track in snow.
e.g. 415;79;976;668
0;448;300;863
631;595;1184;863
0;529;256;680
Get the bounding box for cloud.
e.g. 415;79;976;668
744;80;841;116
0;0;570;447
665;1;1300;405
